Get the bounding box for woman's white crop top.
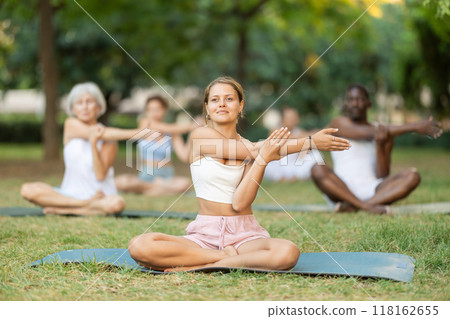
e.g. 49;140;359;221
190;156;245;204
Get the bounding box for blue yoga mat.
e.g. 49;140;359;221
4;201;448;217
252;202;450;214
0;206;196;219
28;248;415;282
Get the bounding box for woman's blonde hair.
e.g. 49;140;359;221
203;76;245;123
66;82;106;118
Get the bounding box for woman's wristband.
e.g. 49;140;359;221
308;136;312;151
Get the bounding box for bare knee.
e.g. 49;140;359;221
105;196;125;214
406;168;421;188
128;233;160;263
272;241;300;270
20;183;32;200
128;235;145;260
115;175;134;190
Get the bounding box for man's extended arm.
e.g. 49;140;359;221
332;116;442;178
332;116;442;141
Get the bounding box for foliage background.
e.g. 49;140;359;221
0;0;449;153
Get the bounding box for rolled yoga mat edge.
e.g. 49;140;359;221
28;248;415;282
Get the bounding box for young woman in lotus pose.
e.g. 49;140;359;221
21;82;152;216
128;76;350;271
115;95;197;196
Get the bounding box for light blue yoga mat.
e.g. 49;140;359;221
28;248;415;282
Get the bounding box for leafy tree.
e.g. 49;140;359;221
401;0;450;117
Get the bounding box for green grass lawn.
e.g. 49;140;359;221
0;145;448;300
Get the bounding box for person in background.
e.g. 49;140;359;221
20;82;158;215
311;84;442;214
115;95;200;196
264;106;319;181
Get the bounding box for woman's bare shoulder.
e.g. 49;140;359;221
190;126;223;139
64;117;81;127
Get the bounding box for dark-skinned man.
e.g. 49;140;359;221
311;84;442;215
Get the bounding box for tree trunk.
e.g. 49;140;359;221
415;19;450;118
39;0;60;160
236;22;250;135
237;23;248;86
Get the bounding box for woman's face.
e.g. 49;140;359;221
205;83;243;124
72;93;101;123
146;100;167;122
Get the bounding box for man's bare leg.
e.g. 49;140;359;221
166;238;300;272
367;168;421;206
311;164;387;214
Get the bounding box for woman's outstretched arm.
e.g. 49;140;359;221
189;127;260;162
138;117;200;135
283;128;350;154
190;127;350;163
64;117;153;144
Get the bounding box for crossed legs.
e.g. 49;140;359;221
20;182;124;216
311;164;420;214
367;168;421;206
115;174;191;196
128;232;300;272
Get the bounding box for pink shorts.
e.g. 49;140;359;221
183;214;270;250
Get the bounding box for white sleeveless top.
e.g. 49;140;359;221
59;138;117;200
331;139;382;190
190;156;245;204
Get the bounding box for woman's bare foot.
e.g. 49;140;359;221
85;190;105;204
43;206;74;215
223;245;238;257
164;263;215;272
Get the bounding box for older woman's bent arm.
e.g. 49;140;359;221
64;117;156;144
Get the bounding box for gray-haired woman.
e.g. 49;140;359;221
21;82;149;216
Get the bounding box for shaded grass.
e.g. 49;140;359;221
0;145;449;300
0;143;45;161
